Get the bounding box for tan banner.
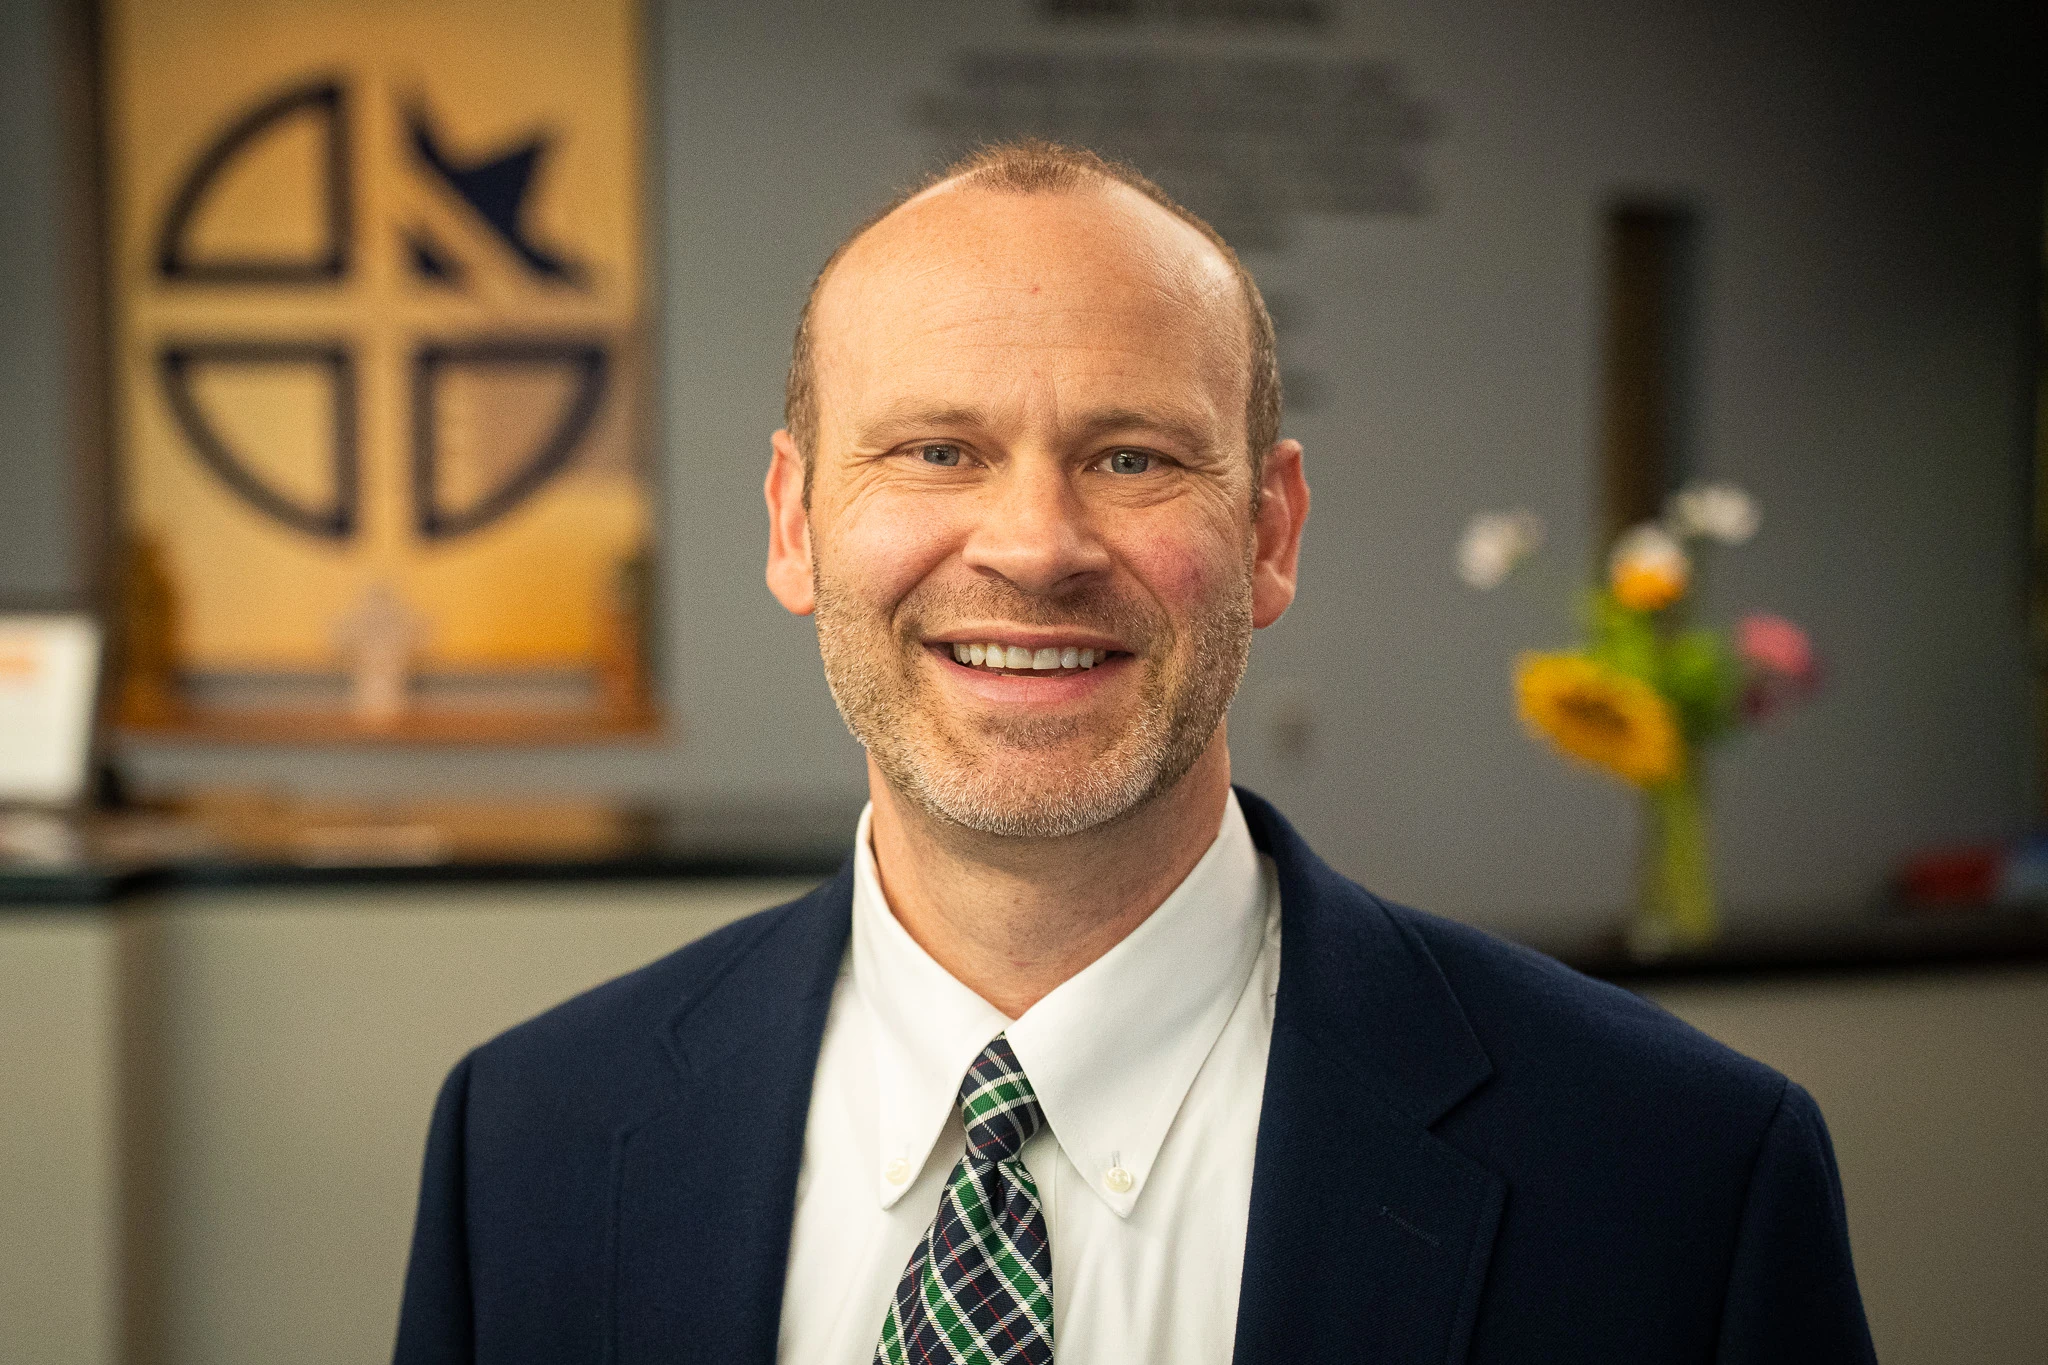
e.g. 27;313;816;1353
107;0;649;689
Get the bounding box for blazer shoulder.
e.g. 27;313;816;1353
462;867;851;1118
1235;783;1788;1128
1385;896;1788;1116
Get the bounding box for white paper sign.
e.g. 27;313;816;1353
0;615;102;806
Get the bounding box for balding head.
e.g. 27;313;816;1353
784;142;1281;499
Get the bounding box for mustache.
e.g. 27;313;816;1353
893;580;1163;645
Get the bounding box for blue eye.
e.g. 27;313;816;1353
1106;449;1152;474
919;444;962;467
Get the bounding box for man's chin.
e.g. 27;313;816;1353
887;749;1164;841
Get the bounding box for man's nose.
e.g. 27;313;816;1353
959;458;1112;595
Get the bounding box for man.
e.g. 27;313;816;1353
395;142;1875;1363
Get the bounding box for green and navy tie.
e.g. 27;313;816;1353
875;1033;1055;1365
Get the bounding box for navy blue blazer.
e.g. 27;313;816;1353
394;789;1875;1363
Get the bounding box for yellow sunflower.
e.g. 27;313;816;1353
1515;653;1682;787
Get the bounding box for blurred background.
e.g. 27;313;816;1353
1;0;2042;1361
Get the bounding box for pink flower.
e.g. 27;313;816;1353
1738;615;1819;721
1738;614;1815;683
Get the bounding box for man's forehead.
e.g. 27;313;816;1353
813;179;1240;338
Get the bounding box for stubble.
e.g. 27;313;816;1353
813;566;1252;839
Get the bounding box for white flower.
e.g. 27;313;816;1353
1458;510;1546;589
1668;483;1759;545
1611;522;1688;573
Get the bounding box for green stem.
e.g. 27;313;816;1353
1639;761;1718;950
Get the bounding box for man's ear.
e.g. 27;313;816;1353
765;430;816;616
1251;439;1308;629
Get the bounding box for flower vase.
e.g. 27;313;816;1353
1628;763;1719;958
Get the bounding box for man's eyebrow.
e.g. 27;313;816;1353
850;403;1221;456
1069;407;1219;457
851;405;987;448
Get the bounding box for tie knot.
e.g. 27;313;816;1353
958;1033;1043;1163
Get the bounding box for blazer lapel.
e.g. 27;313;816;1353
1233;791;1505;1365
610;865;853;1365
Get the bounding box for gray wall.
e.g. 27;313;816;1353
0;0;80;601
3;0;2038;938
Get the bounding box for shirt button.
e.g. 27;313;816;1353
885;1158;911;1185
1103;1166;1133;1193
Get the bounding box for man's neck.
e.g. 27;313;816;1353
865;737;1232;1019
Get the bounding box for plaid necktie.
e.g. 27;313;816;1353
875;1033;1055;1365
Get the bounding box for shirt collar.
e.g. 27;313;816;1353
851;791;1268;1218
851;804;1010;1211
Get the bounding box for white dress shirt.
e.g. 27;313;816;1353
777;791;1281;1364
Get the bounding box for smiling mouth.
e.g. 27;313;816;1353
941;642;1123;675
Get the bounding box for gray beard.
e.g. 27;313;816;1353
812;570;1252;839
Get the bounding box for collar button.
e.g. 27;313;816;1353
885;1158;911;1185
1103;1165;1133;1194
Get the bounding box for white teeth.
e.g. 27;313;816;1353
949;643;1111;671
